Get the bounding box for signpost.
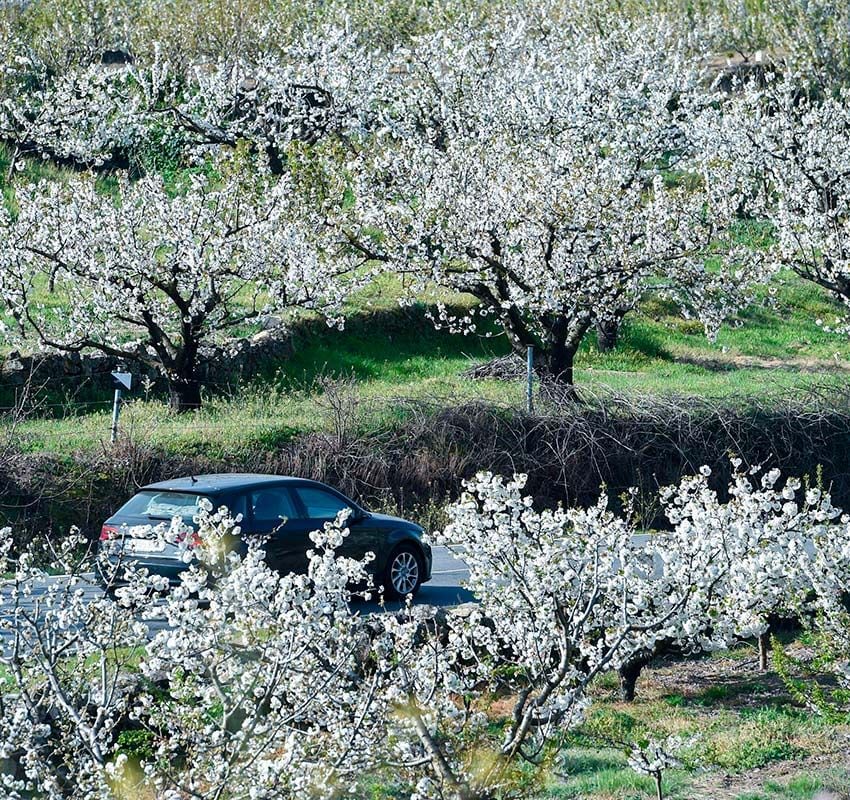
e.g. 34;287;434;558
110;370;132;443
526;346;534;414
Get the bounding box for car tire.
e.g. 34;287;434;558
383;543;424;599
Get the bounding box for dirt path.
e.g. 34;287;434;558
689;751;850;799
675;353;850;374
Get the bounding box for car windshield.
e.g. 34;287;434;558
117;491;210;520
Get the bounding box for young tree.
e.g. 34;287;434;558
134;509;393;799
0;508;389;799
347;17;747;384
0;526;152;798
0;164;362;410
401;471;733;795
661;461;845;671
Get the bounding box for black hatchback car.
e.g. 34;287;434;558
99;474;432;597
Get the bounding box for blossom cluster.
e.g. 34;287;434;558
0;5;769;401
2;462;849;798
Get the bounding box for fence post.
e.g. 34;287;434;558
109;369;132;443
110;389;122;444
526;345;534;414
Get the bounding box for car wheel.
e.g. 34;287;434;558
384;544;423;599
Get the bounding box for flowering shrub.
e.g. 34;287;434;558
2;463;849;798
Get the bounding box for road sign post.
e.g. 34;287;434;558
110;371;132;444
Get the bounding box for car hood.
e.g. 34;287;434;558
364;512;423;533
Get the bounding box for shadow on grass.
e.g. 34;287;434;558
0;303;511;417
252;303;511;389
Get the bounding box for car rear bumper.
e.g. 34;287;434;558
100;553;189;587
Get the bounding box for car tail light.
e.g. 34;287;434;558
99;524;119;541
176;529;202;548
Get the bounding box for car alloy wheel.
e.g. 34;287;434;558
389;549;420;596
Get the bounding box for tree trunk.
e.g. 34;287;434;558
167;336;203;412
539;340;577;385
758;631;770;672
596;317;621;352
618;656;649;701
654;771;664;800
538;314;590;386
168;378;202;412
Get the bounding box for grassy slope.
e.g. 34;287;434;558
360;637;850;800
5;269;850;456
3;136;850;454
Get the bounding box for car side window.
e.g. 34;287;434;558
293;487;351;520
227;493;248;522
250;487;298;526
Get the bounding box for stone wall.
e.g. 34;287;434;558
0;325;295;397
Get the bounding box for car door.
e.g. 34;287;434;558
290;484;381;566
245;485;308;574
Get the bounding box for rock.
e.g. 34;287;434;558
813;792;846;800
452;602;479;618
250;329;277;344
259;314;283;330
1;358;25;374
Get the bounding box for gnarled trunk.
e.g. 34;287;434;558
536;314;589;385
165;335;203;412
596;316;621;352
618;650;655;701
540;343;576;385
168;377;202;412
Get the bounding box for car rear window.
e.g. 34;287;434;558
117;491;210;520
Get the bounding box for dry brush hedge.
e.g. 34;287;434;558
3;386;850;547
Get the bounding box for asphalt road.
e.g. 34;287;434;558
0;546;473;645
366;544;475;611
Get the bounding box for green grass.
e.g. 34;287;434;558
736;773;850;800
531;642;850;800
549;748;690;799
4;258;850;455
340;640;849;800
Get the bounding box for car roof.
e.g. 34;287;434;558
141;474;312;495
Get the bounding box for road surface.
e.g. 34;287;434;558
0;546;473;645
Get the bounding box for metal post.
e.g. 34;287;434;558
526;345;534;414
110;388;123;444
